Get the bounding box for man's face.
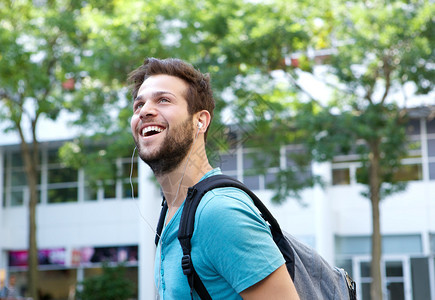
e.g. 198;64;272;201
131;74;196;176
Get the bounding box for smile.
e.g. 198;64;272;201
142;126;165;137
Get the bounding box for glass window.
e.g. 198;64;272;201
122;161;137;179
360;261;371;277
243;154;255;170
286;148;308;168
123;182;138;199
385;261;405;300
263;151;280;168
358;260;373;300
11;152;24;167
332;168;350;185
11;190;24;206
103;182;116;199
47;187;77;203
84;185;98;201
219;154;237;172
335;258;353;278
406;139;421;153
410;257;431;300
336;236;370;255
383;235;422;254
48;167;78;184
361;282;371;300
336;235;422;256
11;170;27;186
386;282;404;300
406;119;420;135
429;163;435;180
265;173;277;189
121;160;138;199
2;158;5;186
428;139;435;157
386;261;403;277
47;149;61;164
427;119;435;134
243;175;260;190
392;164;422;181
357;164;423;183
430;233;435;254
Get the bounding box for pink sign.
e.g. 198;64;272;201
8;248;66;267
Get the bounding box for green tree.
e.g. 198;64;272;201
162;1;432;299
59;0;314;178
292;1;434;299
0;0;159;298
3;1;431;299
76;264;135;300
0;1;90;298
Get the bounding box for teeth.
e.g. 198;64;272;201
142;126;164;136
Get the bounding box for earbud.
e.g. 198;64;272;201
198;122;203;129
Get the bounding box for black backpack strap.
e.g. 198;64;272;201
178;174;295;299
155;199;168;246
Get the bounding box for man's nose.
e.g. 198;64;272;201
139;100;158;119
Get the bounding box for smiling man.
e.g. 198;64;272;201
128;58;299;299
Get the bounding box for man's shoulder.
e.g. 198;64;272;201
195;182;263;227
202;184;253;207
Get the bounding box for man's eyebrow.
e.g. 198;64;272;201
134;90;177;102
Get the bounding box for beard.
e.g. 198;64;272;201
135;117;195;177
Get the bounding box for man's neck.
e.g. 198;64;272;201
156;143;213;212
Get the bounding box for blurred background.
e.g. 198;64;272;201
0;0;434;299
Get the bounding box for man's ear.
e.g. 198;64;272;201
196;110;211;133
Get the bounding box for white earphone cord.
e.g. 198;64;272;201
130;146;161;240
129;124;202;242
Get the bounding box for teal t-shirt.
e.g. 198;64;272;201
154;168;285;299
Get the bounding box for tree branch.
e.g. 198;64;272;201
380;56;391;104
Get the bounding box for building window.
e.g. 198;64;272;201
406;119;421;135
335;235;422;256
219;153;237;174
332;168;350;185
428;139;435;157
392;163;423;182
430;233;435;254
430;163;435;180
2;146;140;206
121;158;138;199
4;151;41;206
427;119;435;134
410;257;432;300
47;150;78;203
47;188;77;204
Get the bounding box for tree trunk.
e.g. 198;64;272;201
369;142;383;300
20;141;39;300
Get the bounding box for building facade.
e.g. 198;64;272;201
1;111;434;299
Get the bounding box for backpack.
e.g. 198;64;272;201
155;174;357;300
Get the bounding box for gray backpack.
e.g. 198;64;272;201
155;174;357;300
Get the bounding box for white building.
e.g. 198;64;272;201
0;107;434;300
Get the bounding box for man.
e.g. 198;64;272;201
0;275;19;300
129;58;299;299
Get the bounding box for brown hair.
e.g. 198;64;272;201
128;58;215;141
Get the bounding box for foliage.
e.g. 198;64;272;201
0;1;100;298
2;0;433;299
290;1;434;298
60;0;316;182
76;264;135;300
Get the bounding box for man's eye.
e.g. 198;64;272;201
159;98;170;103
134;103;144;111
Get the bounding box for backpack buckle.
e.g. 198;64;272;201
181;254;193;275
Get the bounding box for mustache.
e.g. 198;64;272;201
135;117;168;131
